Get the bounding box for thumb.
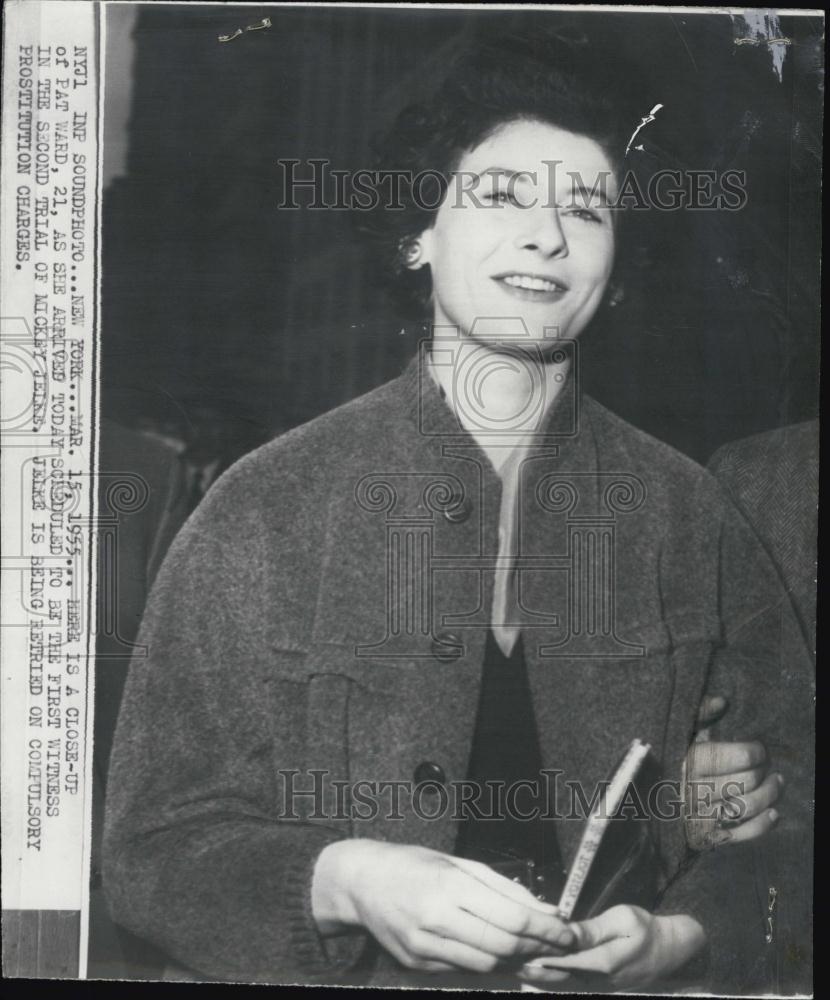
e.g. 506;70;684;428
570;906;626;951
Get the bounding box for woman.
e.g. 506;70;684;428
103;36;804;991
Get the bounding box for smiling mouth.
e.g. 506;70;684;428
492;273;569;300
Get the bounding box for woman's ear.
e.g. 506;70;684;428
403;229;434;270
416;228;435;267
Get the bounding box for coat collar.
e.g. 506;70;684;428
396;340;588;457
308;344;610;654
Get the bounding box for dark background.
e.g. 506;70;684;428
102;5;822;468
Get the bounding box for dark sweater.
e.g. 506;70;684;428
103;351;814;989
456;630;566;882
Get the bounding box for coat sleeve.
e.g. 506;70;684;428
102;466;369;984
653;487;815;992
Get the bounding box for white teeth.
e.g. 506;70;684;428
502;274;562;292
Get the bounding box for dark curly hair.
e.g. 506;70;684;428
355;30;635;317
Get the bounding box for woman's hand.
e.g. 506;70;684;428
312;839;574;973
518;905;705;990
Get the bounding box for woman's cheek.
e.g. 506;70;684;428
599;229;616;273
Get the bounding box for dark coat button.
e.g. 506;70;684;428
431;631;463;661
443;494;472;523
414;761;446;786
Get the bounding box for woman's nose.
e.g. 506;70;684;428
513;208;568;258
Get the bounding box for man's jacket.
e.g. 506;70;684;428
708;421;817;995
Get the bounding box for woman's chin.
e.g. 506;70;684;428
462;326;578;353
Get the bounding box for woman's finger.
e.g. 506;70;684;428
448;857;562;914
568;905;643;952
410;929;503;974
399;958;459;974
522;934;637;976
452;873;575;949
720;772;783;823
517;962;572;987
422;905;561;960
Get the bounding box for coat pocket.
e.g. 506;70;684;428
267;641;405;695
264;647;353;826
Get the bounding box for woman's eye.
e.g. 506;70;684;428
565;207;602;223
485;189;518;205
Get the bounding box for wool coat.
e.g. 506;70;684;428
103;351;813;990
708;421;818;995
708;420;818;657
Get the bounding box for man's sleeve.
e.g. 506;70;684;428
655;494;815;991
102;477;368;984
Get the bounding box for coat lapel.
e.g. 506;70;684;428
519;399;675;865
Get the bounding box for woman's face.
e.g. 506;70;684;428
417;118;618;348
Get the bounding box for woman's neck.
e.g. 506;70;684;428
426;338;571;470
